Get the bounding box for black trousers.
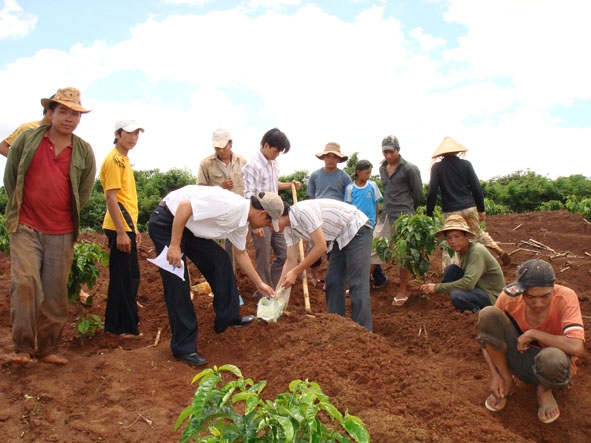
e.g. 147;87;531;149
148;204;240;357
104;229;140;336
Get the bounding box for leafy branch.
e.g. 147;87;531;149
175;364;370;442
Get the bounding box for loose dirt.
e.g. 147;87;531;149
1;210;590;442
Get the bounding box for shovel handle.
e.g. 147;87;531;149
291;182;311;312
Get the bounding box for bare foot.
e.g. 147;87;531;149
10;352;31;365
39;354;68;365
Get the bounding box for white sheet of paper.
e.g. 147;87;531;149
147;245;185;281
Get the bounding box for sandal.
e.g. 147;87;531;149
538;401;560;424
485;391;515;412
391;296;408;306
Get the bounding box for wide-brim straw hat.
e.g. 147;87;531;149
41;87;90;114
432;136;468;159
315;142;348;163
435;214;474;240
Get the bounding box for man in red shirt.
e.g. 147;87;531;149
477;259;585;424
4;87;96;365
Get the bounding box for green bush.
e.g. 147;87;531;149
374;212;444;281
175;364;370;443
565;196;591;220
68;241;109;343
484;198;510;215
536;200;565;212
0;214;10;256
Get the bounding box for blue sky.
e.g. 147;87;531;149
1;0;590;181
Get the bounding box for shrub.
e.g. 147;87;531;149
536;200;565;212
175;364;370;442
68;241;109;343
484;198;510;216
565;196;591;221
0;214;10;256
374;213;444;282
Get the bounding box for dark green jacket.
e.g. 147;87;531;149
3;125;96;240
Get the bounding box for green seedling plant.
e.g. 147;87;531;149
374;211;447;288
175;364;370;443
68;240;109;343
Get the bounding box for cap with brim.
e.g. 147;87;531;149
503;259;555;297
382;135;400;151
432;136;468;158
115;120;144;132
255;192;284;232
212;128;232;148
315;142;348;162
434;214;474;240
41;87;90;114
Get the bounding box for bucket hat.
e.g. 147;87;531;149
315;142;348;162
41;87;90;113
435;214;474;240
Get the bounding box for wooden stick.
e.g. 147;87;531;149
512;224;522;231
292;183;311;312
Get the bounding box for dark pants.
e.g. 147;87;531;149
442;264;492;313
148;205;240;357
104;229;140;335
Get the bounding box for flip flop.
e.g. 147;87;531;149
538;401;560;424
484;391;515;412
391;296;408;306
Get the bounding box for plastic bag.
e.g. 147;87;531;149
256;286;291;322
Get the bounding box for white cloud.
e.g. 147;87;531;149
0;1;589;181
0;0;36;39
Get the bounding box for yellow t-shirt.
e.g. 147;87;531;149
99;148;138;232
4;121;40;146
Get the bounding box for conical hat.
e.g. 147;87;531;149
432;137;468;158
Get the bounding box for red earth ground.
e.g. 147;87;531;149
0;209;590;442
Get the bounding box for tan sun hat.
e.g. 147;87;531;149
435;214;474;240
315;142;348;162
432;137;468;159
41;87;91;113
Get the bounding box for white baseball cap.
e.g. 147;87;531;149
115;119;144;132
212;128;232;148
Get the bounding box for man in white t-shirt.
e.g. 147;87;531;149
276;199;374;331
148;185;284;366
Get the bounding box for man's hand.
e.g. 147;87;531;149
278;269;298;289
116;232;131;253
166;244;183;268
517;330;536;353
255;282;275;298
252;227;265;238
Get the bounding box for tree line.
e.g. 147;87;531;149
0;161;589;234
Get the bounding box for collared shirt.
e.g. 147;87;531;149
196;152;247;197
379;155;423;222
162;185;250;250
241;150;279;198
100;147;138;232
284;199;371;252
3;125;96;239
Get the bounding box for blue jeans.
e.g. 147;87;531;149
325;226;372;331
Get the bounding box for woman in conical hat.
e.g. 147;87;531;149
425;136;511;267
